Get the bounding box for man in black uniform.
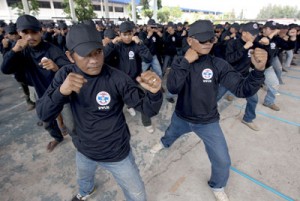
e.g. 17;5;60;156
36;23;163;201
104;21;156;133
150;20;268;201
218;22;261;131
1;15;71;152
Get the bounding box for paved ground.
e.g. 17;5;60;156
0;53;300;201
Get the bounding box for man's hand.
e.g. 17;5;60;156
102;37;111;46
184;48;199;63
12;38;28;52
259;37;270;45
60;73;87;95
2;38;9;48
112;36;122;44
39;57;59;72
251;48;268;71
244;41;253;49
136;71;161;94
132;36;141;44
288;29;297;41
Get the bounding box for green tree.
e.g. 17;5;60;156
142;9;153;19
157;6;182;23
257;4;299;19
126;3;141;20
140;0;149;9
63;0;96;22
11;0;40;16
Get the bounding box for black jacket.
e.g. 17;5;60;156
36;64;163;162
104;41;152;80
167;55;265;124
1;41;71;97
225;38;253;77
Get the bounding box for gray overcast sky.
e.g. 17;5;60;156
162;0;300;18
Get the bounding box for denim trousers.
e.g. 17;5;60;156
263;67;279;106
76;151;146;201
161;113;231;189
142;55;162;78
283;50;293;68
271;56;284;84
217;85;257;122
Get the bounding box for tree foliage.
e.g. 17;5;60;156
126;3;141;20
157;6;182;23
257;4;300;19
63;0;96;22
11;0;40;16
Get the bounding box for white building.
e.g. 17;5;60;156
0;0;137;22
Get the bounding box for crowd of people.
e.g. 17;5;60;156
0;14;299;201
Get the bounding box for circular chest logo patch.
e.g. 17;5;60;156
129;51;135;58
270;42;276;49
96;91;111;106
202;68;213;80
172;36;175;42
152;37;156;42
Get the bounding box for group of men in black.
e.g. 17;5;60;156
0;14;299;201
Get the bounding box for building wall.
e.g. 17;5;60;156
0;0;130;22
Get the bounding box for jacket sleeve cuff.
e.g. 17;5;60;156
51;87;69;104
147;90;163;102
251;69;265;78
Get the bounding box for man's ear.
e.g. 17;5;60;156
65;51;75;63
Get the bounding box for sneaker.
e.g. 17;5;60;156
225;95;234;101
127;108;136;116
275;92;280;96
213;191;230;201
144;125;154;133
242;120;260;131
263;103;280;111
72;187;95;201
166;97;175;103
150;141;165;154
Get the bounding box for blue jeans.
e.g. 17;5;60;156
161;113;231;189
217;85;258;122
284;50;293;68
216;85;235;101
142;55;162;78
271;56;284;84
76;151;146;201
263;67;279;106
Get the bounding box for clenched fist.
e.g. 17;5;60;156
184;48;199;64
60;73;88;95
251;48;268;71
39;57;59;72
136;71;161;94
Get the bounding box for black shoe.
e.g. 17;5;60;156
166;97;175;103
72;187;95;201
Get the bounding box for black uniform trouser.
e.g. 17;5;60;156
43;120;64;142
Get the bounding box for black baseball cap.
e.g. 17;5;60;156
263;21;277;30
104;29;116;39
5;24;17;34
188;20;215;42
66;24;103;57
119;21;134;33
0;20;6;28
230;23;240;30
147;19;156;26
16;14;41;32
241;22;259;36
215;24;223;29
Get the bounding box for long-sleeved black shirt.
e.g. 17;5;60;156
167;55;265;124
104;41;152;80
36;64;163;162
140;32;162;56
225;38;252;77
1;41;70;97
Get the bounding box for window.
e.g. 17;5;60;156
93;5;101;11
38;1;51;8
115;7;123;13
109;6;113;12
53;1;64;9
6;0;20;7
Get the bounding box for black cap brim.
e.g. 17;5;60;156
17;25;41;32
73;42;103;57
248;29;259;36
191;31;215;42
